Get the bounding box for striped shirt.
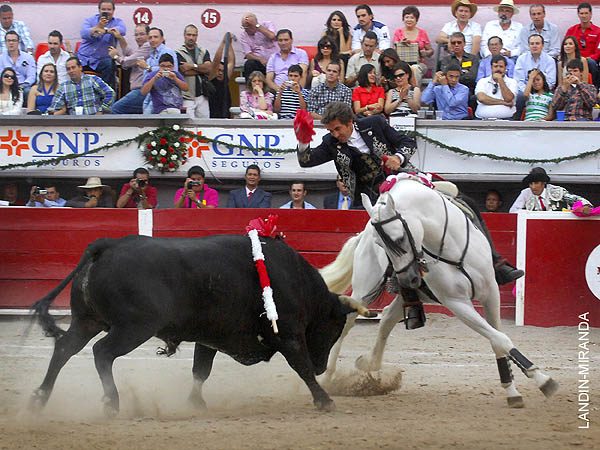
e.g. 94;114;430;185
524;92;553;121
49;74;115;115
0;20;34;53
277;87;309;119
307;82;352;115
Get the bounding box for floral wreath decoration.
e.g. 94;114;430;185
141;124;190;173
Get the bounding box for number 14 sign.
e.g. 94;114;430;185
133;7;153;25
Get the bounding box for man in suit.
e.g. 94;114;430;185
324;176;353;209
226;164;272;208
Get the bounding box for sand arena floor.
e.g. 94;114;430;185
0;314;597;449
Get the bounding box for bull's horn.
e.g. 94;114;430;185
339;295;374;317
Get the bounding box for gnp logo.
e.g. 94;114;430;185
1;129;102;166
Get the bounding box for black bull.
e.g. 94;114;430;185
31;234;371;415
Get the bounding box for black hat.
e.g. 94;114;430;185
523;167;550;185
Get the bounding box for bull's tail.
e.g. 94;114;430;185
31;239;109;340
319;232;362;294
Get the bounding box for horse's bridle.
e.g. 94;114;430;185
371;195;475;300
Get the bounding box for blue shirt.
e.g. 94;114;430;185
26;198;66;207
0;51;36;87
336;192;351;209
0;20;34;53
78;14;127;68
514;51;556;92
476;55;515;82
421;81;469;120
146;44;178;73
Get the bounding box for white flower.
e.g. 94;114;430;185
151;141;156;147
149;131;154;136
174;142;180;148
151;150;158;156
172;124;180;131
171;155;178;160
157;163;164;168
169;167;176;171
159;149;167;156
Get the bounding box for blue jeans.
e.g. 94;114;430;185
111;88;145;114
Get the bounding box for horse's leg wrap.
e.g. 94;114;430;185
497;356;524;407
508;348;537;376
496;357;513;385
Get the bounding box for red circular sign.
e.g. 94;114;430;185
201;9;220;29
133;7;153;25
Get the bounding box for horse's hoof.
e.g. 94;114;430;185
507;396;525;408
101;396;119;419
28;390;48;413
315;398;336;412
355;355;378;372
188;395;208;410
540;378;559;398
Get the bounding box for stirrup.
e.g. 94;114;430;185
404;301;426;330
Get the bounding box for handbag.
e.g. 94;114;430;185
395;42;420;65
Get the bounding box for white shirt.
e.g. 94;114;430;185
474;75;518;119
37;49;71;84
351;21;391;51
441;20;482;54
481;20;524;58
510;186;548;212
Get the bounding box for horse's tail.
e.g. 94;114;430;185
31;239;109;340
319;232;362;294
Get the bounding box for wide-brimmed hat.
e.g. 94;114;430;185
522;167;550;185
78;177;108;189
451;0;478;18
494;0;519;14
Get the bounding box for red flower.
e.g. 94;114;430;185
182;160;186;165
147;155;152;160
169;147;174;153
169;162;175;168
179;137;185;142
147;143;152;149
160;157;167;163
160;138;167;145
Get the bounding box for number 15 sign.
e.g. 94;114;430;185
201;9;221;28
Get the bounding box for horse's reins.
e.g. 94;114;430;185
372;194;475;300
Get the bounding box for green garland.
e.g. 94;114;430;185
1;125;599;171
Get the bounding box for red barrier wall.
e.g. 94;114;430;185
0;209;517;318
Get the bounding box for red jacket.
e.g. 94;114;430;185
565;23;600;61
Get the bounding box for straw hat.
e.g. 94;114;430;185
494;0;519;14
78;177;108;189
451;0;478;18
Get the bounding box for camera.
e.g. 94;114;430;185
136;178;147;188
187;180;202;189
33;186;48;196
162;71;171;76
101;12;109;19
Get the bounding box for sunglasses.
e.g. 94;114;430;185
394;72;407;78
492;83;499;95
2;74;15;79
320;44;332;49
579;38;586;49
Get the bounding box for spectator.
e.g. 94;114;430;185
0;182;24;205
240;70;275;119
49;56;114;115
26;63;57;114
323;176;352;209
309;36;345;88
384;61;421;116
518;4;560;59
239;13;277;79
558;35;589;86
66;177;114;208
176;24;213;119
138;27;178;74
307;61;352;119
116;167;157;209
351;4;390;53
378;48;401;91
280;181;317;209
475;54;518;119
422;63;469;120
437;0;482;56
226;164;271;208
174;165;218;209
141;53;189;115
26;184;66;208
523;69;554;121
36;30;72;84
393;6;434;87
509;167;593;214
485;189;503;212
274;64;309;119
514;34;556;118
109;24;151;114
322;11;352;58
0;67;22;115
345;31;379;87
0;4;33;54
552;58;597;121
437;32;479;93
0;31;36;97
481;0;523;59
353;64;384;117
265;29;308;91
77;0;126;88
208;33;236;119
565;3;600;87
476;36;515;81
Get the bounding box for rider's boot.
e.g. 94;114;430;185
493;256;524;285
401;288;426;330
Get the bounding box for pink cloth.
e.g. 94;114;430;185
571;200;600;217
174;185;219;208
393;28;431;51
240;90;274;112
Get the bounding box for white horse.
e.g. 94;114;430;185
320;176;558;407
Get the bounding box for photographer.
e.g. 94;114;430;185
116;167;157;209
66;177;114;208
26;184;66;207
141;53;189;114
173;165;218;208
